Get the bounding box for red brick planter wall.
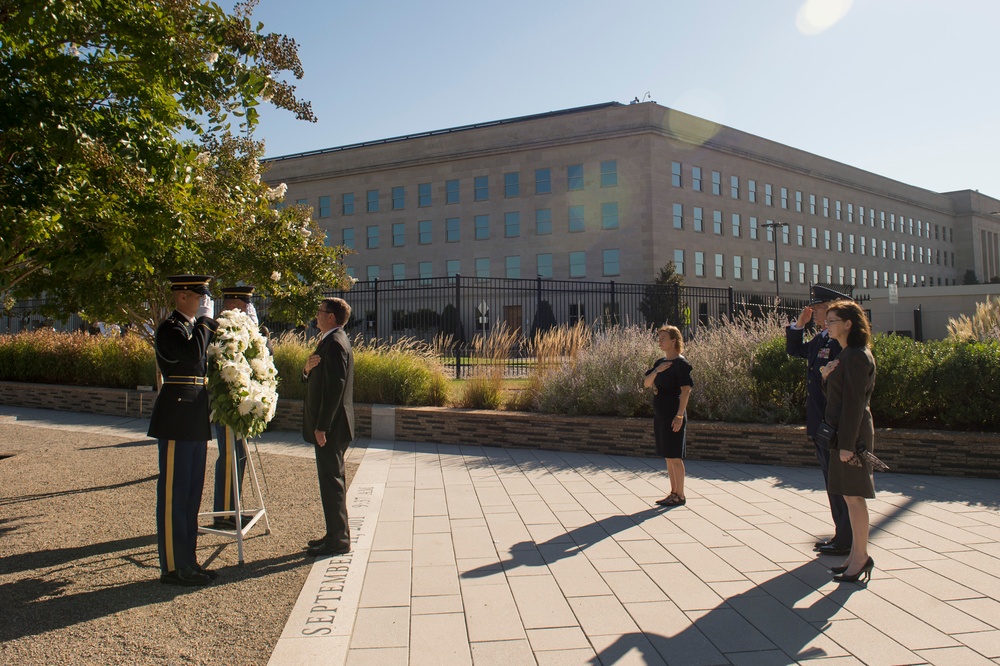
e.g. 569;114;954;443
1;381;996;478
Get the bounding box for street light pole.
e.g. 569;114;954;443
761;221;789;303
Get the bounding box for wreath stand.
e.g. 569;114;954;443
199;424;271;564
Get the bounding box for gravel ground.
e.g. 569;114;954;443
0;423;358;665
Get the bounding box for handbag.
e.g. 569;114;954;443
815;421;837;449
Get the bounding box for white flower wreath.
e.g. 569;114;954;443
207;309;279;438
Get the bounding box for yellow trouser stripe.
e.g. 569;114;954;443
223;426;234;512
165;440;176;572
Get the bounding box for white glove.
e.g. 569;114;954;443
196;294;215;319
246;301;259;327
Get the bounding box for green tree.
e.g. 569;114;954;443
639;261;685;328
962;269;981;285
1;0;348;334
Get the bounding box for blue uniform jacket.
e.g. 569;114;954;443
786;325;842;437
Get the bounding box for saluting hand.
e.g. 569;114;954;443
796;306;813;329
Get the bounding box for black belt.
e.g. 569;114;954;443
163;376;208;386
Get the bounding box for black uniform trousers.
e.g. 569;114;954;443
815;437;853;547
314;439;350;549
213;424;248;514
156;438;207;573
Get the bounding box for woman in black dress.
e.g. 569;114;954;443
644;325;693;507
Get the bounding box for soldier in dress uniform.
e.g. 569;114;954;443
786;285;852;557
210;285;255;530
148;274;219;586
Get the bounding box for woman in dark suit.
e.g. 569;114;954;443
819;300;876;583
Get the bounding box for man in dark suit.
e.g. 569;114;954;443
302;297;355;557
787;285;851;556
148;275;219;586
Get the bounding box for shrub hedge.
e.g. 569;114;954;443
1;328;998;431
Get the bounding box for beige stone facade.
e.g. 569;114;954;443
262;102;1000;295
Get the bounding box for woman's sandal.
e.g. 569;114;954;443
656;492;686;506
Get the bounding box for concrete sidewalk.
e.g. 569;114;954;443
4;406;999;665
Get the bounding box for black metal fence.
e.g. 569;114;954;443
2;278;823;378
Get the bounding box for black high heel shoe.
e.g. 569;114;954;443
833;556;874;583
830;563;849;574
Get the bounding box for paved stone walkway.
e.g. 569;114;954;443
4;406;1000;665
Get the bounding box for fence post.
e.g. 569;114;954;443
454;273;462;379
373;278;379;340
535;275;542;334
727;286;734;320
609;280;617;325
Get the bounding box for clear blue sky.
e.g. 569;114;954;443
250;0;1000;197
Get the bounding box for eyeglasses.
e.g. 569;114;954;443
825;318;844;325
317;309;332;315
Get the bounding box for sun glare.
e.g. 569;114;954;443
796;0;853;35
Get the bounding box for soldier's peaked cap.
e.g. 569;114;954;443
168;274;212;296
221;285;255;302
810;285;850;305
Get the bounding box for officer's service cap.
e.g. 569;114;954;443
810;285;850;304
168;274;212;296
221;286;255;303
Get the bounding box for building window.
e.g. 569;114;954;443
765;184;773;206
470;214;488;241
569;251;586;278
734;255;743;280
600;160;618;187
474;176;489;201
824;229;831;250
694;207;703;233
603;249;620;276
813;264;820;284
506;255;521;278
748;180;757;203
446;260;460;278
392;186;405;210
732;213;741;237
418;182;432;207
446;179;460;204
811;227;818;248
567;164;584;191
695;251;705;277
780;187;788;210
849;234;855;254
296;198;308;207
318;195;331;218
782;225;790;245
674;249;684;275
784;260;792;284
750;217;758;240
342;192;355;216
692;166;702;192
601;202;619;229
847;203;854;223
446;217;460;243
715;253;724;279
505;211;520;238
568;205;585;232
392;222;405;247
768;258;775;283
798;262;806;284
366;189;379;213
342;227;354;250
537;253;553;279
504;172;520;198
367;265;379;281
475;257;490;278
797;225;804;246
535;209;552;235
672;161;682;187
796;191;803;212
366;225;379;249
535;168;551;194
713;210;723;235
712;170;722;196
822;197;829;217
731;175;740;199
835;200;842;220
418;261;432;283
673;203;683;230
810;194;816;215
418;220;432;245
751;257;760;281
392;263;405;282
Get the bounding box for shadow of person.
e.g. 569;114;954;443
587;558;866;665
461;506;667;579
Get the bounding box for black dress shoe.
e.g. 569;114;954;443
160;566;211;586
307;542;351;557
815;543;852;556
193;563;219;580
307;536;328;547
